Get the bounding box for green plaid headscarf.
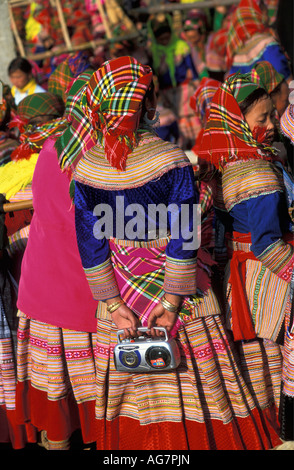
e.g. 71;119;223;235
48;51;93;104
230;71;262;105
251;60;284;94
55;71;95;170
16;92;64;123
10;92;67;161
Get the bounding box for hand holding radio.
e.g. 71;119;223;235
106;296;140;339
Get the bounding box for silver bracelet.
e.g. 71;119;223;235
160;296;179;313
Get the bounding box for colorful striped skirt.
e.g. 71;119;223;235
94;312;282;450
92;238;282;450
15;313;97;450
0;317;37;449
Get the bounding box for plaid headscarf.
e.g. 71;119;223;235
84;56;153;170
55;71;95;170
48;51;93;104
226;0;271;69
10;92;67;161
251;60;284;94
190;77;221;125
56;57;153;171
198;73;276;169
16;92;64;123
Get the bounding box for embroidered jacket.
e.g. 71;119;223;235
219;159;294;282
74;132;199;300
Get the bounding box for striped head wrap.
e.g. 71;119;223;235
280;104;294;145
56;57;153;171
48;51;93;104
226;0;270;69
55;71;95;170
198;73;276;169
83;56;153;170
16;92;64;124
250;60;284;94
190;77;221;125
9;92;67;161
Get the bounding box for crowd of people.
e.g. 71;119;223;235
0;0;293;451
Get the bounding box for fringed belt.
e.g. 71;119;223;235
109;235;170;249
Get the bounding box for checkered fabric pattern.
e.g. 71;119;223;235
190;77;221;125
81;56;153;170
48;51;92;104
251;60;284;94
198;73;276;169
17;92;64;122
226;0;269;69
56;57;153;171
10;92;67;161
55;71;95;170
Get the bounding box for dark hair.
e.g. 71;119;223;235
270;79;286;98
239;87;269;116
8;57;32;76
154;25;171;38
139;80;156;124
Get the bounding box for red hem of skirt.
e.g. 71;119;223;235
95;405;282;450
0;405;37;449
15;380;96;445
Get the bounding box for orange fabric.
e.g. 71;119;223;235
94;405;281;450
15;381;95;444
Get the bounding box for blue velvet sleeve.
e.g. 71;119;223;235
165;164;199;260
231;192;290;257
74;165;199;270
74;181;110;269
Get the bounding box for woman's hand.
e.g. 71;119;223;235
106;297;140;339
147;294;181;337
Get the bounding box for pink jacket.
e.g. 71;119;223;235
17;137;97;332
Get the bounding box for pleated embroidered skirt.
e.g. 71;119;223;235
15;313;97;450
93;311;282;450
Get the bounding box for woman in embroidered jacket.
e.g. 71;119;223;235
226;0;292;81
55;55;285;450
198;72;294;441
279;102;294;441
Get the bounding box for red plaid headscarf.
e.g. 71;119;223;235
198;73;277;170
190;77;221;125
226;0;271;69
81;56;153;170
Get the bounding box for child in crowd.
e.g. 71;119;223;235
8;57;46;106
